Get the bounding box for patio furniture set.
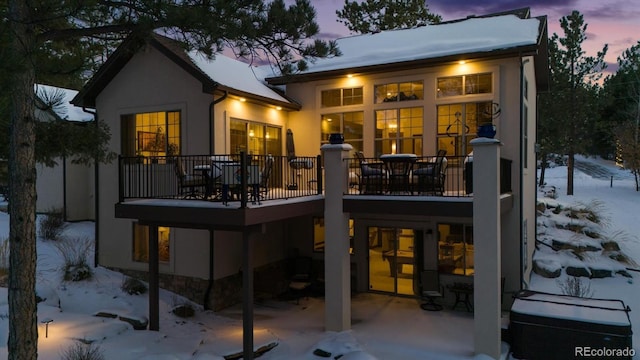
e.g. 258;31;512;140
354;150;448;195
175;154;273;204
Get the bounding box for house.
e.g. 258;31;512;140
71;7;548;359
32;84;96;221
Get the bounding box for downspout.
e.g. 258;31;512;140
520;57;531;290
82;107;99;267
209;89;228;154
204;230;214;310
204;89;227;309
62;155;67;222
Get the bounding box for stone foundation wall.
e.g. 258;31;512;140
111;260;291;311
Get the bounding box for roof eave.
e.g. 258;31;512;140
216;85;301;111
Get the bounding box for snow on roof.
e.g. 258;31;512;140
35;84;94;122
298;14;540;75
188;52;291;104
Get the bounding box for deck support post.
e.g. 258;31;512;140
471;138;502;359
321;142;353;332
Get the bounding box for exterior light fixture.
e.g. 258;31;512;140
458;60;466;65
41;318;53;338
275;106;282;111
239;97;246;102
346;74;353;78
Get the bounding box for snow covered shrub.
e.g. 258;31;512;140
54;236;93;281
121;277;147;295
60;342;104;360
556;276;594;298
570;200;609;227
38;208;67;241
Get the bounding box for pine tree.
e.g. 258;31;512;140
2;1;338;358
538;11;607;195
336;0;441;34
604;42;640;189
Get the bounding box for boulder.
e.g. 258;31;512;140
532;260;561;278
565;266;590;278
588;268;612;279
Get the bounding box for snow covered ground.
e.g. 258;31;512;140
0;154;637;359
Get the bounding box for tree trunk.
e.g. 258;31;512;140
566;151;574;195
8;1;39;358
538;152;547;187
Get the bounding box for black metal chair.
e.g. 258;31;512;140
419;270;444;311
174;158;207;199
354;151;386;194
251;155;273;203
412;150;447;195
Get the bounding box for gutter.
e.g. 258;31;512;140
82;107;99;268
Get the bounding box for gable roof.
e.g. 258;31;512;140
71;34;299;110
266;9;548;91
36;84;94;122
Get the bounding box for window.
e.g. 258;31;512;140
230;119;282;156
375;81;424;103
374;107;423;157
437;223;473;276
121;111;180;157
437;73;492;98
321;111;364;152
132;223;171;263
313;217;354;254
436;102;492;158
321;87;363;107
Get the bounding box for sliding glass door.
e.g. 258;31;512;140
368;227;416;296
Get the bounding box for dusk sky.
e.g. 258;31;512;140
311;0;640;75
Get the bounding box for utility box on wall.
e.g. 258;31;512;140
509;290;633;360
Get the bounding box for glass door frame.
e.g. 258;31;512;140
367;226;422;296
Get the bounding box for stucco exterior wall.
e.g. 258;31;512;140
521;56;538;285
36;162;64;213
65;161;95;221
286;57;528;289
96;44;217;279
95;45;291;282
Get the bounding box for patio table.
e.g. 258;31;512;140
380;153;417;194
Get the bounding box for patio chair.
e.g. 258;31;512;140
174;158;207;199
412;150;447;195
251;154;273;203
354;151;386;194
419;270;444;311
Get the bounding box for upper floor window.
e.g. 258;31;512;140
321;111;364;152
374;107;423;157
375;81;423;103
437;73;492;98
321;87;363;107
121;111;180;157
